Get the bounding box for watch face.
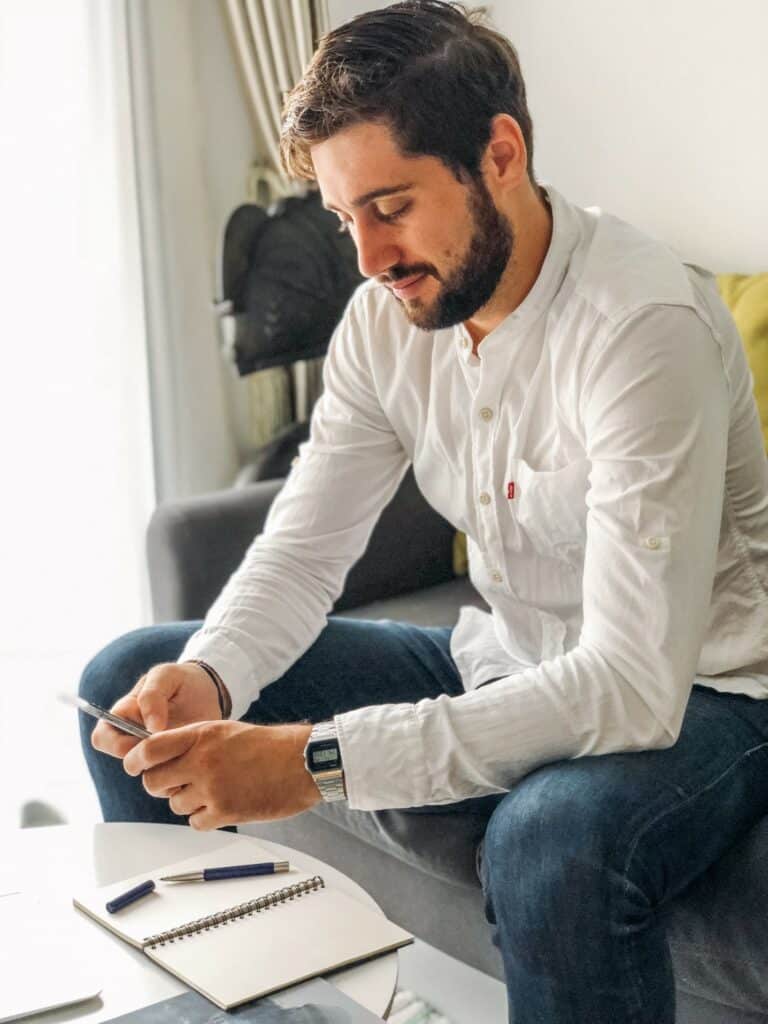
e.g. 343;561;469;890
308;738;341;772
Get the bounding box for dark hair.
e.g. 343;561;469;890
281;0;538;189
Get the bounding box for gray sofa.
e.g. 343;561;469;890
147;469;768;1022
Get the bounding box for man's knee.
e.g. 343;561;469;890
481;761;629;905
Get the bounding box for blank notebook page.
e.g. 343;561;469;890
147;883;412;1007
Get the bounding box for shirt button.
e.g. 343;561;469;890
479;407;493;421
491;570;503;583
646;536;661;550
460;337;469;349
479;492;491;506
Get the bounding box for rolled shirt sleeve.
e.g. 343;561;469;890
178;289;409;720
337;305;732;810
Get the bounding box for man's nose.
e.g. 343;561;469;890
354;222;400;280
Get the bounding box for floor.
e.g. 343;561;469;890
397;940;507;1023
1;652;101;829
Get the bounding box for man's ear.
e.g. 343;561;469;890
484;113;528;191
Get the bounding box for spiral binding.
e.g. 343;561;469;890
143;875;325;949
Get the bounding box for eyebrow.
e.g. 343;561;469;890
323;182;415;213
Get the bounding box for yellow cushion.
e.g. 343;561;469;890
716;273;768;452
453;530;468;576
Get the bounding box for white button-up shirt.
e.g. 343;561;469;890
180;183;768;811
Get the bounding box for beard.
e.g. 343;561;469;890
389;176;515;331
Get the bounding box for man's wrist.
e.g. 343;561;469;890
184;659;232;719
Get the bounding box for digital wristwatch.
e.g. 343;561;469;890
303;720;346;802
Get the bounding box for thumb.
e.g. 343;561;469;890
136;666;181;733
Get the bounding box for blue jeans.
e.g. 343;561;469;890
79;618;768;1023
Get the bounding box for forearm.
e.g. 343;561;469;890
178;289;410;719
177;453;409;721
178;538;344;719
335;641;683;811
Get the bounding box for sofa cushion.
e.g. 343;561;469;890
337;573;487;627
310;795;502;890
662;814;768;1014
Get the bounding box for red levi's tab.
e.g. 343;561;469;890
507;482;515;499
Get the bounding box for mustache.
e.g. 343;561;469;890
379;264;439;285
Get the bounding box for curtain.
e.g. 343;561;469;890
0;0;155;822
223;0;331;448
224;0;331;190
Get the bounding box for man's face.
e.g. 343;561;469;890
312;121;514;331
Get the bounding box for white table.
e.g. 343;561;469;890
1;823;399;1021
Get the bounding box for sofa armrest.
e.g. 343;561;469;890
146;467;456;623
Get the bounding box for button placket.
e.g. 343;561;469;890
472;381;507;589
643;536;670;552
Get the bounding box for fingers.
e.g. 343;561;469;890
91;724;142;759
168;785;205;819
188;807;218;831
123;724;199;778
136;664;184;733
90;663;221;766
141;765;185;798
91;690;145;759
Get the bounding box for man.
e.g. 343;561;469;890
81;2;768;1020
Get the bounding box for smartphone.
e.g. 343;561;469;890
58;693;151;739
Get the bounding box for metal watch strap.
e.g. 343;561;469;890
306;721;346;802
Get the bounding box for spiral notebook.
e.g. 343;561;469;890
73;839;412;1010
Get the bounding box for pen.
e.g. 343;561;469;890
160;861;291;883
106;879;156;913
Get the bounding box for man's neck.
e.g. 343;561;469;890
465;187;553;354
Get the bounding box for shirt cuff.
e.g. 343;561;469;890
335;701;432;810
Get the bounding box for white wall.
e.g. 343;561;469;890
188;0;263;262
327;0;768;272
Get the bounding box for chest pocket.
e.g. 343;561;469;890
513;458;591;566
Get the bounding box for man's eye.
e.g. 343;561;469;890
377;202;411;223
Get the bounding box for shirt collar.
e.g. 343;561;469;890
456;182;580;357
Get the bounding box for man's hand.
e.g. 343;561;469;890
90;662;223;759
122;721;320;829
